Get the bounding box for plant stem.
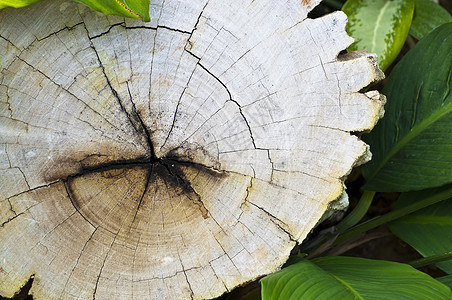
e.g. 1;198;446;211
410;252;452;268
303;191;375;255
332;187;452;246
335;190;375;233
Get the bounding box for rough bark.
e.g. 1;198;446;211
0;0;384;299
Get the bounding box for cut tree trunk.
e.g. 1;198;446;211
0;0;384;299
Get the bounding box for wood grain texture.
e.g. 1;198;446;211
0;0;385;299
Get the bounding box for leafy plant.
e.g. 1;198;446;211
409;0;452;39
362;21;452;192
342;0;415;72
0;0;42;9
0;0;150;21
261;257;452;299
259;0;452;299
389;184;452;273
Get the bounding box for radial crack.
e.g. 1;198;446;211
126;82;156;159
160;64;197;151
131;166;152;223
240;177;253;210
93;233;118;300
4;144;12;168
210;233;242;275
161;160;210;219
6;198;16;215
61;228;98;296
267;150;275;182
1;84;13;118
85;26;154;155
248;201;296;242
88;40;137;130
193;61;257;149
13;57;133;141
177;252;194;300
131;236;141;300
230;100;257;149
186;0;209;49
0;34;20;51
16;167;30;189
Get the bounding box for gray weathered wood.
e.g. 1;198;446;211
0;0;384;299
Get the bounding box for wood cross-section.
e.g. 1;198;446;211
0;0;384;299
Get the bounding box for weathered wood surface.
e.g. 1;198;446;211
0;0;384;299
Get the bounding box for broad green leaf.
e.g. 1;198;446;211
74;0;150;21
1;0;150;21
261;257;452;299
362;23;452;192
438;275;452;290
389;184;452;273
0;0;43;9
342;0;415;71
410;0;452;40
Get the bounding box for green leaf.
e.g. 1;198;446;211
261;257;452;299
410;0;452;40
438;275;452;290
389;185;452;273
0;0;150;21
342;0;415;71
74;0;150;21
362;23;452;192
0;0;43;9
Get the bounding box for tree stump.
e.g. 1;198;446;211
0;0;384;299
